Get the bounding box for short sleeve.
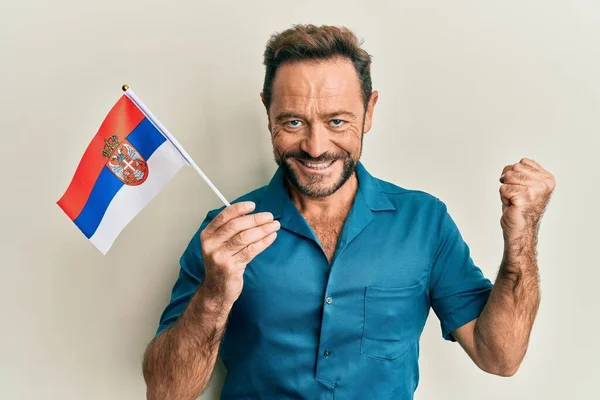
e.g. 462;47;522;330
429;199;493;342
155;209;220;336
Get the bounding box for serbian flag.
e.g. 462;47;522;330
57;87;189;254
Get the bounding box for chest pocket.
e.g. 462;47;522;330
360;283;423;361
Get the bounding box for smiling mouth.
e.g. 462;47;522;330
297;159;336;170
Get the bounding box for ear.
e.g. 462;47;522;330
362;90;379;134
260;92;272;132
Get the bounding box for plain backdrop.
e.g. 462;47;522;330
1;1;599;399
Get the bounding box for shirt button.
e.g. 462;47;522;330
325;296;333;304
323;349;331;357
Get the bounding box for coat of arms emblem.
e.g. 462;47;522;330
102;135;148;186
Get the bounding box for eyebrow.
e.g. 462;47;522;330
323;111;358;119
275;112;306;122
274;110;358;122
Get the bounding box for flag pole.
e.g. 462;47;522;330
121;84;231;207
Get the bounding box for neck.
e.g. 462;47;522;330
285;173;358;218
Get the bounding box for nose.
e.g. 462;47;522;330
300;124;329;159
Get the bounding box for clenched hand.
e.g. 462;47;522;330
499;158;556;243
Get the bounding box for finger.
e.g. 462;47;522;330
501;164;514;175
233;231;278;264
513;161;537;173
215;212;275;244
520;158;543;171
499;183;527;205
500;189;511;206
204;201;256;235
222;220;281;256
500;170;533;185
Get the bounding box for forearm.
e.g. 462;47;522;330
143;283;232;400
474;234;541;376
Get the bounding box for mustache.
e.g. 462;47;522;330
281;151;349;162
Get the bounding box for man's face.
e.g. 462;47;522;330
263;57;378;198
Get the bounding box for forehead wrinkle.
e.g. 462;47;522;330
276;94;356;120
270;60;363;118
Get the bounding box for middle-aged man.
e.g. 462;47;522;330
142;24;556;399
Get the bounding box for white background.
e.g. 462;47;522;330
1;1;599;399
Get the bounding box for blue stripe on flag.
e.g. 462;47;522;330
73;118;167;239
127;118;166;160
74;167;123;238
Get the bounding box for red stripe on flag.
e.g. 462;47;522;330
57;95;145;221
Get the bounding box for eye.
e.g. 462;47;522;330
330;119;345;127
286;120;303;128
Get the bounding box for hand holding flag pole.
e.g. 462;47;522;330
122;84;231;207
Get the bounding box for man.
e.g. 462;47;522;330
142;24;556;399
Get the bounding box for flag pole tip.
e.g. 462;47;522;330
122;84;130;92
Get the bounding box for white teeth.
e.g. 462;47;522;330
301;160;334;170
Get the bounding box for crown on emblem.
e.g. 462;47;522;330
102;135;120;158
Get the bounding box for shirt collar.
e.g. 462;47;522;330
354;161;396;212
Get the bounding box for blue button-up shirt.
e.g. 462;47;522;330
156;162;493;399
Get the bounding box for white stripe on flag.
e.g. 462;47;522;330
90;141;186;254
